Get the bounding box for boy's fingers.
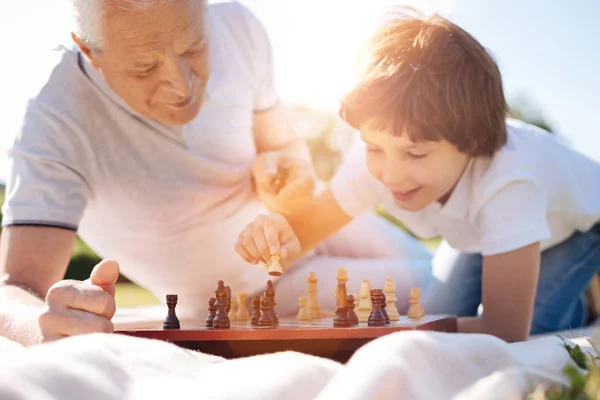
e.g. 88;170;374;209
263;221;281;258
240;230;261;264
251;225;272;263
236;237;256;264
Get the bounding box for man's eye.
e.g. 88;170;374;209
134;64;158;76
183;50;203;58
407;152;427;159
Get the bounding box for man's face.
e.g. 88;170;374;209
86;0;210;126
360;121;470;212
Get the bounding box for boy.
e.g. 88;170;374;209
234;10;600;342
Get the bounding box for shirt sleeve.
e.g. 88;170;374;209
1;101;90;230
477;180;551;256
239;4;279;111
330;140;385;218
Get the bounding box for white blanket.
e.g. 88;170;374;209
0;327;592;400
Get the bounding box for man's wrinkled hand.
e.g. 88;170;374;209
252;151;316;214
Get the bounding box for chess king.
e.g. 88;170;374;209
0;0;432;346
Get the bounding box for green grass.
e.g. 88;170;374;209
115;283;159;308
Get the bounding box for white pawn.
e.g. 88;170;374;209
357;280;373;323
384;276;400;321
228;294;238;322
297;296;310;320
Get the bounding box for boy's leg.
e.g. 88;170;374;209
271;211;434;316
420;240;483;317
531;224;600;334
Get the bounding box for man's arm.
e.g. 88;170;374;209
457;242;541;342
0;226;75;346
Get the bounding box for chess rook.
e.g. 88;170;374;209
368;289;387;327
163;294;180;330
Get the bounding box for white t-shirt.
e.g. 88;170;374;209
331;119;600;256
2;2;280;315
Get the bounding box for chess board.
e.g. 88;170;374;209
115;314;457;362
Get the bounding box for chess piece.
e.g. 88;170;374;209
381;292;390;324
265;280;279;325
384;277;401;321
225;286;232;314
333;283;350;327
368;289;387;326
307;272;320;319
357;280;373;323
213;281;230;329
297;296;310;320
236;293;250;322
347;294;359;325
407;287;425;320
334;267;349;300
250;296;261;326
228;293;238;322
205;297;217;327
163;294;180;329
268;254;283;276
258;296;274;327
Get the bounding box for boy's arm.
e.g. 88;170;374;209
457;242;541;342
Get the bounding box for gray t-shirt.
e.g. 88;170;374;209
2;2;279;316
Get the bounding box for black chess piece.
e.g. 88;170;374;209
250;296;261;326
265;280;279;325
347;294;359;325
205;297;217;327
258;296;274;327
163;294;180;329
381;292;390;324
368;289;387;327
213;281;230;329
333;282;350;327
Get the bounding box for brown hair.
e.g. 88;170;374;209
339;8;508;157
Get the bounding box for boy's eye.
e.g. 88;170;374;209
407;152;427;159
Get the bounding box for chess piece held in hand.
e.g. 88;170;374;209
163;294;180;329
268;254;283;276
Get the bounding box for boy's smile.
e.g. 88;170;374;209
360;122;471;211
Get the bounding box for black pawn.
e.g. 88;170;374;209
258;296;274;327
205;297;217;327
333;282;350;327
163;294;180;329
265;281;279;325
347;294;359;325
250;296;261;326
368;289;387;327
381;292;390;324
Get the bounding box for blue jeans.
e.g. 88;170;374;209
421;223;600;334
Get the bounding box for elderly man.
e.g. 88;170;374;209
0;0;432;346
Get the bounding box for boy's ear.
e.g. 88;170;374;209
71;33;101;70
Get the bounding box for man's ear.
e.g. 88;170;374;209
71;33;101;70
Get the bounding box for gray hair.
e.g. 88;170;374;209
69;0;176;51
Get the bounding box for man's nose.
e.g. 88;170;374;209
162;57;193;98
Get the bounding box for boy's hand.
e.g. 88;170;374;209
236;214;301;268
252;152;316;215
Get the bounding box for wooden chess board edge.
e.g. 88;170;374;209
115;315;457;341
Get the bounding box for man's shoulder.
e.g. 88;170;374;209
28;45;101;125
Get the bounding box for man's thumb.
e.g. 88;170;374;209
88;259;120;296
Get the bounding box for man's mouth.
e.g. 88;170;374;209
168;96;193;109
392;187;422;202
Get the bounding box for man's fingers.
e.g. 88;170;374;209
251;223;272;263
279;175;315;199
46;281;117;320
240;230;262;264
235;237;256;264
40;308;114;337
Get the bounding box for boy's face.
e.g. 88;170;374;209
360;122;470;211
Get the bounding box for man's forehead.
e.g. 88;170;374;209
103;0;207;53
